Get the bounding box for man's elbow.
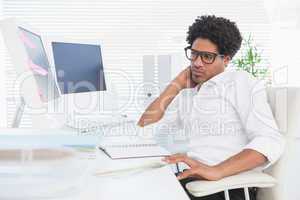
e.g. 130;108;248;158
244;149;268;167
137;114;163;127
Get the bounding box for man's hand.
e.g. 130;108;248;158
163;154;223;181
163;149;267;181
137;66;197;127
174;67;198;89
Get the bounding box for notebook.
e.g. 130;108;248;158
98;142;171;159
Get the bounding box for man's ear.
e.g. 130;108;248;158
223;55;231;66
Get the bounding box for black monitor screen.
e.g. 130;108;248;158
52;42;106;94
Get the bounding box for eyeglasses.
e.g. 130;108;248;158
184;46;224;64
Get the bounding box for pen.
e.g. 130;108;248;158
98;146;113;159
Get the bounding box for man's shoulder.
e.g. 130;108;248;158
223;70;258;86
225;70;253;81
207;69;254;86
226;70;267;98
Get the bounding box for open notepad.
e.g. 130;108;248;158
97;123;171;159
98;142;171;159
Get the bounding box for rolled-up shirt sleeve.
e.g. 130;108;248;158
236;74;285;168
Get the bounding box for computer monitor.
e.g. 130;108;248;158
48;39;119;127
0;18;60;127
51;42;106;94
18;27;60;101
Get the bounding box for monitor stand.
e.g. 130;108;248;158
11;96;25;128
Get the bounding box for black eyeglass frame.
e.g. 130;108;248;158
184;46;224;64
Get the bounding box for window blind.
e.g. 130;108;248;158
0;0;7;127
2;0;272;127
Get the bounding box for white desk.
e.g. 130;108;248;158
0;128;190;200
58;155;189;200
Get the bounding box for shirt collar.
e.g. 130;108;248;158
206;69;232;85
193;69;234;92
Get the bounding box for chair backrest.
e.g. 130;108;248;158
257;86;300;200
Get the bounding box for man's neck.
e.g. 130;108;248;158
196;82;204;91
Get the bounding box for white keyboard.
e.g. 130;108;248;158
65;116;135;133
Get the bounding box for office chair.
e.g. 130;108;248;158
186;86;300;200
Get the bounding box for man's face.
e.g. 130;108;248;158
190;38;230;84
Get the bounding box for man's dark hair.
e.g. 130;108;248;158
186;15;242;58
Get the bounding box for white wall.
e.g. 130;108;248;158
271;30;300;86
264;0;300;86
1;0;273;126
0;0;297;127
0;0;7;127
2;0;298;127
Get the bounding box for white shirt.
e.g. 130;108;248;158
158;69;285;168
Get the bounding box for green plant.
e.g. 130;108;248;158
232;35;270;80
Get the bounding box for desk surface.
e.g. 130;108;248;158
59;165;189;200
63;148;190;200
0;128;190;200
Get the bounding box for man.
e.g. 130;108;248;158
138;15;284;200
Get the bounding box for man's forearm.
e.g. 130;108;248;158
137;81;182;127
215;149;267;179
